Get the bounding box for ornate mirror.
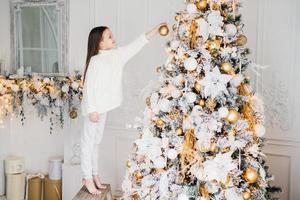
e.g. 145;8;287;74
10;0;68;75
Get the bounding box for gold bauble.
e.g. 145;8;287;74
221;62;233;73
69;110;78;119
225;109;240;124
236;35;248;46
176;127;184;136
196;0;208;11
46;85;55;93
208;40;221;51
159;25;169;36
126;160;132;168
244;167;259;184
199;99;206;106
175;15;181;21
242;191;251;200
156;119;165;128
133;171;143;183
194;82;202;93
210;142;218;152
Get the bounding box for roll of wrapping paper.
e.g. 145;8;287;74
6;173;26;200
25;173;45;200
28;177;43;200
43;175;62;200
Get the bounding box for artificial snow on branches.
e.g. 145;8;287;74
122;0;281;199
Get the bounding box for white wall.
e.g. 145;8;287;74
0;0;11;72
0;0;69;196
0;0;64;196
250;1;300;199
0;0;299;199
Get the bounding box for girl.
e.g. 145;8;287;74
81;23;167;195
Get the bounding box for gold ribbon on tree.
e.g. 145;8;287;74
238;83;256;132
189;20;198;49
177;128;197;183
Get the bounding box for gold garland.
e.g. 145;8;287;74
238;83;256;132
180;129;196;162
189;20;198;49
0;74;83;130
199;184;210;200
178;128;197;183
242;101;256;132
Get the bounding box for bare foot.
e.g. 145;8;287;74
82;178;102;195
93;175;107;190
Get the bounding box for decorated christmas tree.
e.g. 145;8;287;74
122;0;281;199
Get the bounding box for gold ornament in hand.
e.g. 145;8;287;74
159;25;169;36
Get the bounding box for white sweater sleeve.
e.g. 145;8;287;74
116;33;149;65
84;57;98;114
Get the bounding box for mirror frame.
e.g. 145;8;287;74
10;0;69;75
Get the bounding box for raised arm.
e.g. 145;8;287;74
117;23;167;65
145;22;167;40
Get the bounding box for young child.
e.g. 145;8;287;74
81;23;167;195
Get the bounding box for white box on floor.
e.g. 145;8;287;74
49;156;63;180
62;163;82;200
5;157;25;200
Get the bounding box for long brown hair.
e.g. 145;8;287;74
83;26;108;83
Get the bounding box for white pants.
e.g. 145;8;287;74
81;112;107;179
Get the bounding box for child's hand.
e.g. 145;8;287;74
146;22;168;40
89;112;100;123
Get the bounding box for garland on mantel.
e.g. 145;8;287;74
0;73;83;134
